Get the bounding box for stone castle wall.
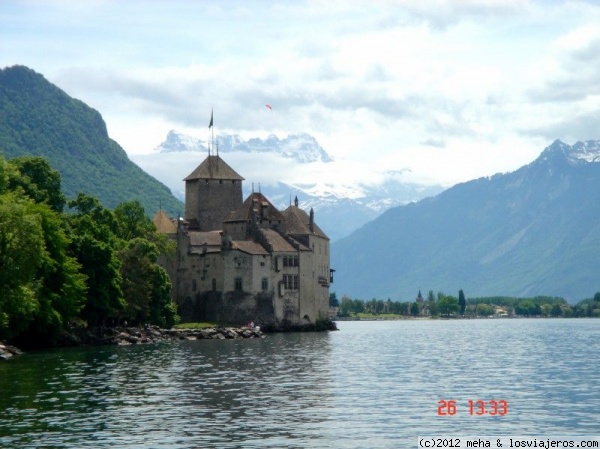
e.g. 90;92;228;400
185;178;242;231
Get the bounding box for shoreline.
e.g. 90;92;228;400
0;319;339;361
0;325;265;361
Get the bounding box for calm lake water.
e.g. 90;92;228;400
0;319;599;448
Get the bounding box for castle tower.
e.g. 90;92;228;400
183;155;244;231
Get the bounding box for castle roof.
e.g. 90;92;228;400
261;228;309;252
231;240;270;255
188;230;222;254
184;155;244;181
153;209;177;234
225;192;285;223
282;205;329;240
189;230;222;246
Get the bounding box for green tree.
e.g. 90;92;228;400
22;201;86;342
410;302;419;316
339;296;354;317
7;156;66;212
119;238;178;327
0;156;8;193
0;194;45;340
428;301;439;316
148;265;178;328
0;158;86;343
399;302;410;315
458;289;466;315
113;200;155;241
515;300;541;317
550;303;563;317
353;299;364;314
476;304;495;317
119;238;155;324
438;295;459;317
329;292;339;308
68;194;124;325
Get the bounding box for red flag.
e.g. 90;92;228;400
265;104;272;110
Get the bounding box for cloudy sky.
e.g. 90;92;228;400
2;0;600;188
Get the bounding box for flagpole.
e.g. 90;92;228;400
208;108;214;156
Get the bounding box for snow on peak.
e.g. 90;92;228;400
540;139;600;165
154;130;207;153
154;130;333;163
569;140;600;163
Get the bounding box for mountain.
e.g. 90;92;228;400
331;139;600;303
0;65;182;217
133;130;443;241
156;129;334;163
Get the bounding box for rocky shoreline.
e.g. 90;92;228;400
0;342;24;360
1;319;338;361
59;325;265;347
0;325;264;361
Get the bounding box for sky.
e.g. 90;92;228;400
2;0;600;189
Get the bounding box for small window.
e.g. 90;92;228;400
234;277;243;291
261;277;268;291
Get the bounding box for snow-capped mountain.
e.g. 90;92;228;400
133;131;444;241
332;139;600;302
538;139;600;165
155;130;333;163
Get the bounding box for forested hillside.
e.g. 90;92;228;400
0;65;182;217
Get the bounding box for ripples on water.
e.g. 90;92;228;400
0;319;598;448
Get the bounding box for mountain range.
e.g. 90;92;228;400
133;130;443;241
0;65;182;217
3;64;598;303
155;129;334;163
331;139;600;303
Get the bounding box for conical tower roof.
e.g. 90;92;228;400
282;204;328;239
184;155;244;181
153;209;177;234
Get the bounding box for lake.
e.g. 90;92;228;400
0;319;598;448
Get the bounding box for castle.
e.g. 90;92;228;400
154;154;333;328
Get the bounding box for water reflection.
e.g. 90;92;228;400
0;320;599;448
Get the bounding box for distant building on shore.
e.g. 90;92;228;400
154;154;333;328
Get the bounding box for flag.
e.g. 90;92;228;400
208;109;213;128
265;104;272;110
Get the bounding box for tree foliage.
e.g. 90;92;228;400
0;154;177;345
0;194;45;340
458;289;466;315
438;295;459;317
67;194;124;325
6;156;66;212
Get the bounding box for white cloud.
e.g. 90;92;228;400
2;0;600;187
